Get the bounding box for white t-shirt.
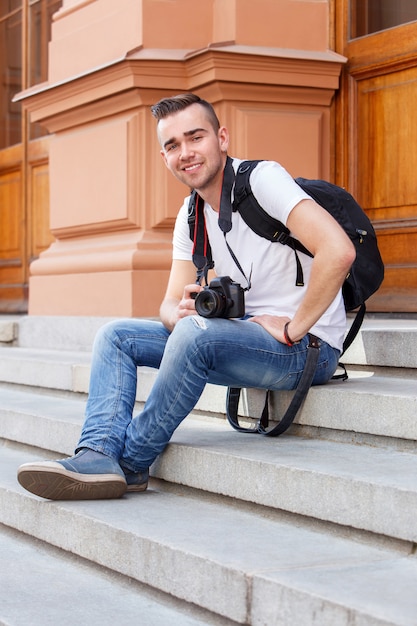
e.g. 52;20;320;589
172;158;346;350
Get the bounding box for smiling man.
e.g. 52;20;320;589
17;93;355;501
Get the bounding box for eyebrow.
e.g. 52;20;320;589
163;127;208;150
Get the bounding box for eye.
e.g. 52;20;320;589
166;143;178;152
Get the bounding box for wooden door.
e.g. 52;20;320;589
335;1;417;312
0;0;59;313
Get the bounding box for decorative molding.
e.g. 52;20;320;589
14;46;346;130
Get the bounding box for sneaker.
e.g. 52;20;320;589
17;449;127;501
123;468;149;493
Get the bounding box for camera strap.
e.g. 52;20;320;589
192;156;252;290
192;193;214;286
222;234;252;291
226;333;320;436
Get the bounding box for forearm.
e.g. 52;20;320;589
159;297;179;332
249;243;354;344
280;197;356;342
288;248;353;341
159;260;201;331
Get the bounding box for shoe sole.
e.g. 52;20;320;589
126;482;148;493
17;462;127;500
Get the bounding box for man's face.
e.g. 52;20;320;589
158;103;229;194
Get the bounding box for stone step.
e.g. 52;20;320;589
1;387;417;544
0;315;113;352
342;316;417;369
1;443;417;626
1;347;416;447
0;525;224;626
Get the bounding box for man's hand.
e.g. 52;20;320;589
177;284;203;319
160;281;203;331
248;314;292;344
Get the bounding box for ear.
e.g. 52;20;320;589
218;126;229;152
160;149;169;168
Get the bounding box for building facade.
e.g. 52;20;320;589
1;0;417;316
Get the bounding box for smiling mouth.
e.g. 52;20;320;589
183;163;201;172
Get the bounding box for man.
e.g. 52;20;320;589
17;94;355;500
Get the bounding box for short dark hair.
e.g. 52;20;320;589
151;93;220;132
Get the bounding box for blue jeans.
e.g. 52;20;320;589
77;316;340;472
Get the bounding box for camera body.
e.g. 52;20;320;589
194;276;245;318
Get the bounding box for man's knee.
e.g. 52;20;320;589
170;316;221;352
93;318;142;352
173;315;210;336
94;319;125;343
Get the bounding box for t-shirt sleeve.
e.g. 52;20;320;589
248;160;311;226
172;198;193;261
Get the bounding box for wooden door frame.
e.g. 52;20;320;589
333;0;417;312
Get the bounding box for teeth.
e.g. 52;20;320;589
185;164;200;171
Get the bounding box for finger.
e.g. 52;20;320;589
184;284;202;298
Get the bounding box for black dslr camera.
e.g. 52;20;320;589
194;276;245;318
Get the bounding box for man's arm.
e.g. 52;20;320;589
250;198;356;344
286;198;356;340
159;259;202;331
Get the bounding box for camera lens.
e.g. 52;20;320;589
195;290;226;318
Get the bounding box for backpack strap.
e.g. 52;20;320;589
330;301;367;381
226;333;320;436
234;161;311;287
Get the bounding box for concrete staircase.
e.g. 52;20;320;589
0;314;416;626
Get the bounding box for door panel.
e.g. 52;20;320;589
0;170;23;268
357;66;417;220
0;139;53;312
0;159;25;311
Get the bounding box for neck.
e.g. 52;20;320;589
195;154;228;212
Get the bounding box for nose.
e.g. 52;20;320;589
179;141;195;161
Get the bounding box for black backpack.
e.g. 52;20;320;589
188;158;384;436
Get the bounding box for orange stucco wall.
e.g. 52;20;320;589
17;0;345;317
